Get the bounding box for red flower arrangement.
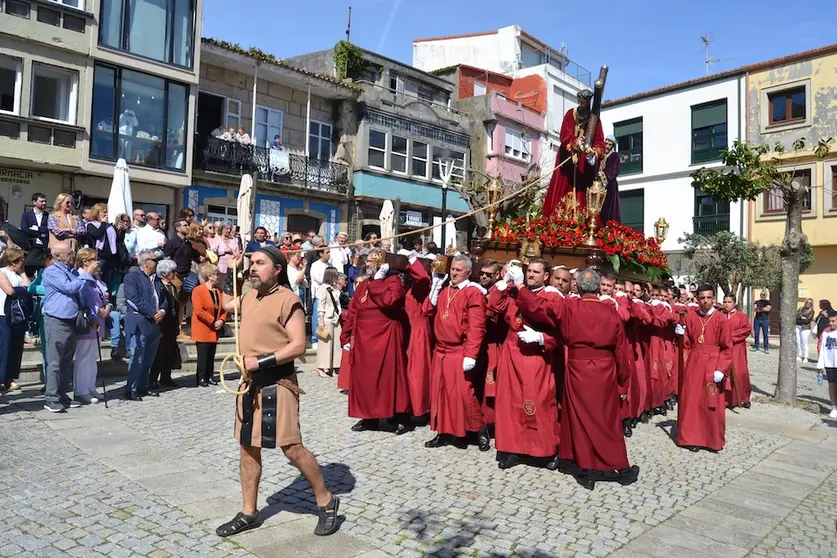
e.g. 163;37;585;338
492;216;669;275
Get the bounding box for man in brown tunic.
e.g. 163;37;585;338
216;246;340;538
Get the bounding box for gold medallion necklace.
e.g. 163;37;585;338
443;285;462;320
697;311;715;344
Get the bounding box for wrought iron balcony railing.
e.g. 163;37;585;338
194;136;349;195
692;214;730;237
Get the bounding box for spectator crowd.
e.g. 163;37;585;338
0;191;445;411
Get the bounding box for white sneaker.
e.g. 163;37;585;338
796;356;803;362
802;358;808;364
829;408;837;419
311;342;318;350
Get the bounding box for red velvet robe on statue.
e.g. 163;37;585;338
405;260;433;416
430;281;487;438
677;308;733;451
339;275;411;419
724;310;752;408
517;290;632;472
543;108;605;218
488;285;561;458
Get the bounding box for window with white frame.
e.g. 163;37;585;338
473;81;486;97
0;56;22;115
368;129;386;168
391;135;407;173
308;120;332;160
504;128;530;161
206;204;238;226
254;105;283;148
412;140;428;178
225;98;241;132
30;63;77;124
49;0;81;7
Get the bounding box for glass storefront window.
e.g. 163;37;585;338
91;64;189;172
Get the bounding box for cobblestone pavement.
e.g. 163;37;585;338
1;347;836;557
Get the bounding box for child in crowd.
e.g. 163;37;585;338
815;311;837;418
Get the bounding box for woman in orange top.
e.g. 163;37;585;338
191;263;227;386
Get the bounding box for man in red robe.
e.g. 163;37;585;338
723;294;752;409
517;267;639;490
477;260;506;450
647;285;676;415
676;284;733;452
425;255;488;449
487;259;561;470
339;252;411;434
619;280;653;427
600;275;634;438
543;89;605;218
402;251;436;420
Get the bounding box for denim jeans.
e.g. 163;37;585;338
109;309;122;349
753;319;770;350
310;298;319;344
126;328;161;394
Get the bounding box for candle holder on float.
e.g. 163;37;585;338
654;217;670;245
584;178;607;246
485;177;503;239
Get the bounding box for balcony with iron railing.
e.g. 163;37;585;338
193;136;349;195
692;214;731;237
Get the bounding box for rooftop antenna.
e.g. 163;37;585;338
701;35;732;76
346;6;352;43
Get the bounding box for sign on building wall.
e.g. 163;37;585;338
0;168;34;186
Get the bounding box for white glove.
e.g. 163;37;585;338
587;154;597;166
374;263;390;280
675;324;686;336
517;325;544;346
397;249;412;257
495;280;508;292
615;291;627;298
600;295;615;303
713;371;724;383
463;357;476;372
429;275;446;306
342;344;351;351
508;266;524;286
650;299;662;307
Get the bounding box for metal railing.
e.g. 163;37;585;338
194;136;349;195
692;214;731;237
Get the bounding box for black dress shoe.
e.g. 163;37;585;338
576;472;596;490
686;446;700;453
743;401;751;409
124;392;143;401
199;380;209;387
351;419;378;432
622;421;633;438
160;378;178;387
392;423;411;436
641;412;650;423
138;390;159;397
477;426;491;452
617;465;640;486
210;378;220;386
497;453;521;470
424;434;452;448
545;455;570;473
149;381;159;391
110;349;121;361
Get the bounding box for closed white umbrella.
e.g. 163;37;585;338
107;158;132;223
379;199;395;253
237;174;254;244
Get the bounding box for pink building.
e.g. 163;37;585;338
435;65;547;186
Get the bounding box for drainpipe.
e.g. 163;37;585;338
305;83;312;185
251;63;259;140
249;62;259;238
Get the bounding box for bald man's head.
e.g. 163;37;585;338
551;267;571;294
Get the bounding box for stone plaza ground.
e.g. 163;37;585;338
1;347;836;558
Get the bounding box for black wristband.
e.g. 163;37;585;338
257;353;277;370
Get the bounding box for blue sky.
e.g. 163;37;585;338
202;0;833;100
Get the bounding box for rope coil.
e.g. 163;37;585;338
219;258;249;396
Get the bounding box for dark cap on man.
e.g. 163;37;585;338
256;245;286;267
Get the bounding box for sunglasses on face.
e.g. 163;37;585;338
479;271;496;277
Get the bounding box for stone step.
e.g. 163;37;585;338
17;338;317;386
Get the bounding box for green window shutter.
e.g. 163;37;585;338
692;100;727;129
619;189;644;233
614;118;642;136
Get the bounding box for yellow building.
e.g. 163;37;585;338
747;44;837;312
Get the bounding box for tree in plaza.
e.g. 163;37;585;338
680;230;814;303
691;137;834;404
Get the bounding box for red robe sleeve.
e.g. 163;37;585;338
366;274;405;309
630;299;653;325
407;259;430;297
339;286;358;347
715;317;734;378
463;288;487;360
517;286;564;330
591;118;605;157
487;284;512;317
732;313;750;344
614;321;632;394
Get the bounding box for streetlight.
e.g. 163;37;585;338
438;156;455;252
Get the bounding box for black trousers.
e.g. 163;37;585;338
195;342;217;383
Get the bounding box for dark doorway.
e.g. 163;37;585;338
197;92;225;137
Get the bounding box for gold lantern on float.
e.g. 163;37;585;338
585;178;607;246
485;177;503;239
654;217;670;244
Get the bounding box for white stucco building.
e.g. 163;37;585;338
412;25;591;186
601;72;748;282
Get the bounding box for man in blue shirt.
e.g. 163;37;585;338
42;241;95;413
244;226;275;253
123;249;168;400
